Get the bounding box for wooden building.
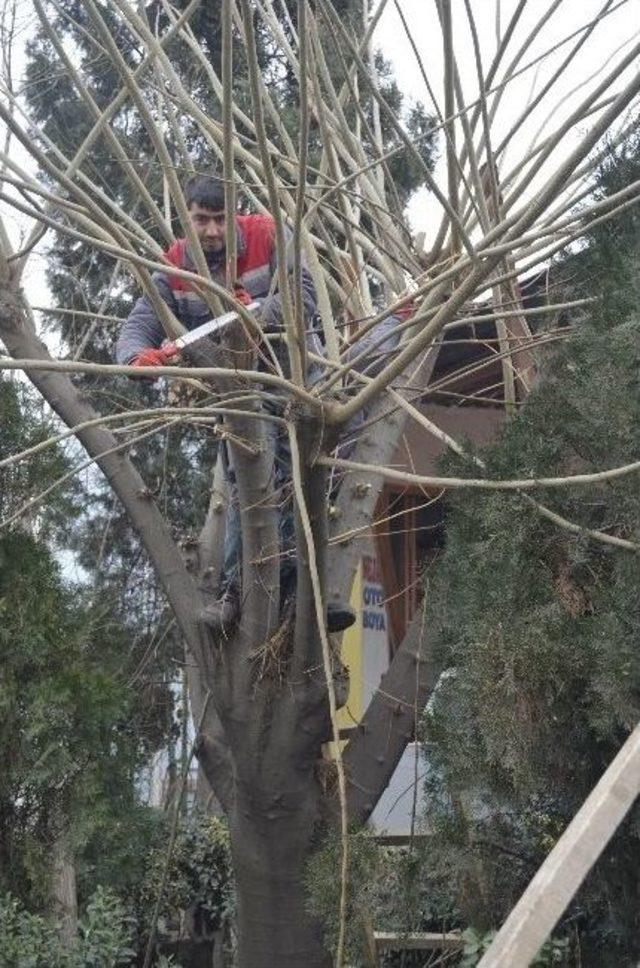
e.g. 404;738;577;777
337;269;552;832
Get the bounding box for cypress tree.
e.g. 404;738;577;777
421;132;640;966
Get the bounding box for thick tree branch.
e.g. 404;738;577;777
326;349;439;603
342;607;440;826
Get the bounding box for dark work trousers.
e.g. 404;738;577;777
219;414;364;599
219;418;294;600
217;331;372;604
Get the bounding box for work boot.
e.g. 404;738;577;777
326;601;356;633
199;588;240;636
280;585;356;633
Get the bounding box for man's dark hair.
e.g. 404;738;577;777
184;174;226;211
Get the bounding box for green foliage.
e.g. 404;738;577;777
570;126;640;325
75;888;136;966
0;893;67;967
460;928;569;967
305;830;457;965
418;136;640;964
142;813;234;941
0;378;79;534
459;928;496;967
0;888;135;967
0;808;232;965
0;523;164;910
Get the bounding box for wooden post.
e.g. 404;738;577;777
373;931;464;952
478;721;640;967
362;920;380;967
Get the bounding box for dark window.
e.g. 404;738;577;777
374;488;445;651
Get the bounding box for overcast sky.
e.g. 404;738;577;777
2;0;639;304
376;0;639;238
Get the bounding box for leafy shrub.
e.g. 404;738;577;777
306;829;458;965
142;813;233;941
0;887;135;967
0;893;65;967
75;888;136;966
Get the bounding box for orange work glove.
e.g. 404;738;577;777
131;346;176;367
234;284;254;306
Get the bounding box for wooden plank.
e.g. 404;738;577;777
372;833;431;847
362;920;380;967
374;931;464;952
478;721;640;967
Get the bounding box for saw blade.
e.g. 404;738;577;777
175;301;260;349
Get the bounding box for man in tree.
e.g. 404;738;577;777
116;173;321;369
116;173;356;635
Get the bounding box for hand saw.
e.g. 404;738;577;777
158;301;260;363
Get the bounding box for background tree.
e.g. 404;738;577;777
414;132;640;967
0;377;174;940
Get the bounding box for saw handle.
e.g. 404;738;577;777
157;341;179;363
144;297;259;366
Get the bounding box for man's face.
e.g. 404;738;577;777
189;202;227;253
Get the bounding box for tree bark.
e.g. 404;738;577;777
343;608;440;825
51;817;77;948
0;280;433;964
230;787;331;968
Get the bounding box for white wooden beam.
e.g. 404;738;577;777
479;722;640;967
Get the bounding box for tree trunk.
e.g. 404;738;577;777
51;823;77;948
230;792;332;968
